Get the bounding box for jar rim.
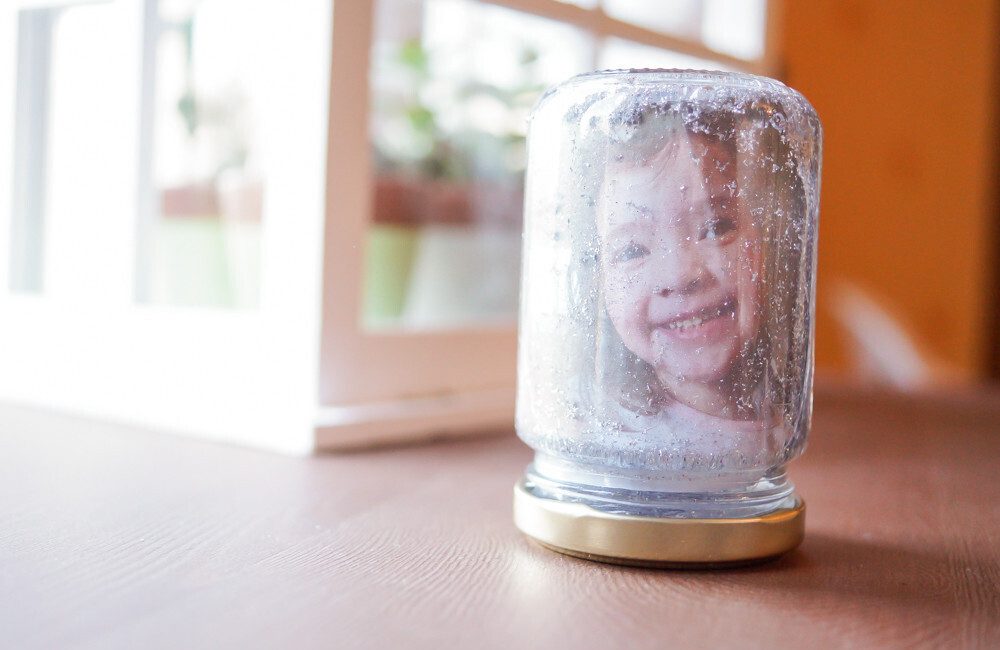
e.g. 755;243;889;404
533;68;819;127
552;67;788;91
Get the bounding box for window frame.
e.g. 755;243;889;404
314;0;782;448
0;0;782;453
316;0;517;445
0;0;331;454
490;0;783;75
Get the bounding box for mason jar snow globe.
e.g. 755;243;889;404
514;70;822;566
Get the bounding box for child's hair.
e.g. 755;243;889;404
558;93;809;434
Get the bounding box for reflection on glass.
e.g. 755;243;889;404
364;0;591;329
518;70;821;515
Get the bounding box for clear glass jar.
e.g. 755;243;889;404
516;70;822;520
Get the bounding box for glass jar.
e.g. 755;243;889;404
514;70;822;565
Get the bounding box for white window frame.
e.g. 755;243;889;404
0;0;782;454
0;0;331;454
313;0;783;448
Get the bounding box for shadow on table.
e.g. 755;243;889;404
506;529;999;646
697;531;995;620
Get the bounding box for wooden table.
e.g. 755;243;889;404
2;386;999;649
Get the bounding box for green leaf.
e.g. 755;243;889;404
398;38;428;72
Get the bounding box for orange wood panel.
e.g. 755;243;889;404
782;0;999;378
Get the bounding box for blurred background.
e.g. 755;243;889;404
3;0;999;390
784;2;999;388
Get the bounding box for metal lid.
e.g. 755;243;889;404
513;479;804;568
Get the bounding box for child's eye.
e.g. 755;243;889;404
701;217;737;241
612;241;650;264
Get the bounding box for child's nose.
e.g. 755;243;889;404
652;244;712;297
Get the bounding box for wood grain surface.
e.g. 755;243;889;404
2;385;999;649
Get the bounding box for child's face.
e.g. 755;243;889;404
599;134;761;386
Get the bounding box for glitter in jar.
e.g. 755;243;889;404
515;70;822;525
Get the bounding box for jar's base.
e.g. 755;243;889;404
513;479;805;568
527;455;796;518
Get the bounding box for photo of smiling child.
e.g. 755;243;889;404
516;73;820;495
580;103;808;465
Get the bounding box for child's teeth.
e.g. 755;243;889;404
666;300;734;331
669;315;704;330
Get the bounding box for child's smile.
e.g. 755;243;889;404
649;293;738;341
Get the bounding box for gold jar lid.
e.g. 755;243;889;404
513;480;804;568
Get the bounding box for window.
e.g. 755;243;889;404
362;0;774;329
7;0;273;307
0;0;776;452
0;0;330;453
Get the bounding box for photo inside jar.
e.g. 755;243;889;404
598;130;764;420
